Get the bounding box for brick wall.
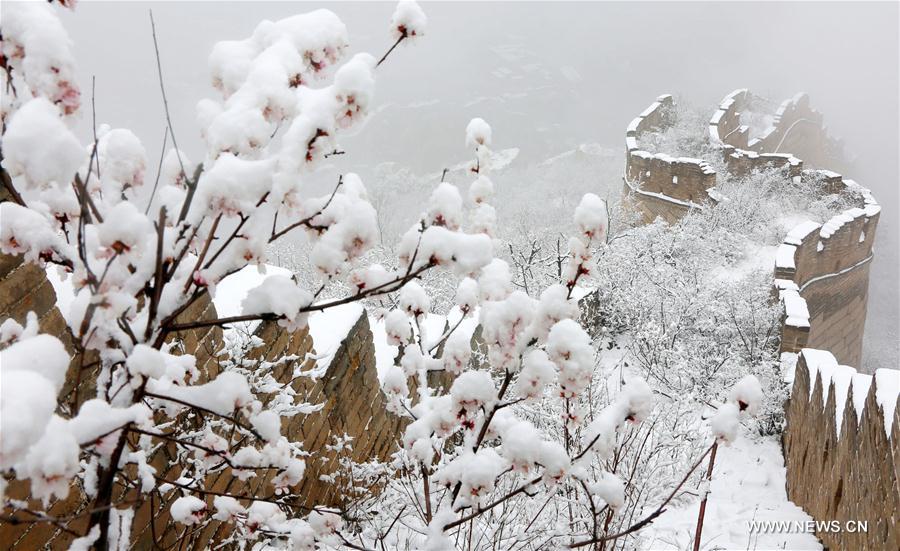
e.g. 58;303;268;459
709;89;804;178
773;172;880;368
626;90;891;550
782;350;899;550
623;95;718;222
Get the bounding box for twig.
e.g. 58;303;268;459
692;441;718;551
146;126;169;214
149;9;186;179
376;35;405;68
568;443;715;548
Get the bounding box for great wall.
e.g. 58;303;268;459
1;89;897;549
623;89;898;550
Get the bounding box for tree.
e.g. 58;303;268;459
0;2;765;550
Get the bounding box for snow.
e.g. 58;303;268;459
728;374;764;416
538;440;570;483
171;496;207;525
437;448;507;508
213;263;293;333
546;319;594;398
775;244;797;270
442;328;472;375
642;436;822;550
306;302;364;370
0;332;70;471
69;527;101;551
97;201;153;253
333;53;376;131
148;371;253;417
798;349;899;438
468;175;493;204
398;225;493;274
0;333;69;393
390;1;427;40
0;370;59;470
94;128;147;196
618;376;655;423
126;345;167;382
22;416;79;504
516;349;556;401
874;369;899;437
69;400;152;447
589;471;625;510
573;193;608;242
195;154;275;217
250;410;282;443
384;309;412;346
399;281;430;319
529;284;579;343
780;289;809;328
1;98;83;189
0;2;80;115
819;211;855;240
1;199;67;263
478;259;513;301
424;182;463;230
212;496;245;522
465;117;492;149
711;403;741;444
713;243;777;282
241;274;314;332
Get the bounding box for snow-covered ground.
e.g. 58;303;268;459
642;435;822;551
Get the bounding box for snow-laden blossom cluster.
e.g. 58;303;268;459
0;3;771;549
371;121;682;550
0;2;449;548
1;1;80;120
711;374;763;444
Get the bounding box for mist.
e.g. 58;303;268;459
57;1;898;371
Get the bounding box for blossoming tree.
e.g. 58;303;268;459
0;2;763;550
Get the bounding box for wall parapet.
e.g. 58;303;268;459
709;88;804;177
706;88;881;368
769;171;879;369
782;349;899;551
624;88;892;547
623;95;717;222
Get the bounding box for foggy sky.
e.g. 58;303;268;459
51;1;898;371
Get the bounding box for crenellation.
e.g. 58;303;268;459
782;350;899;551
623;95;719;222
625;89;893;549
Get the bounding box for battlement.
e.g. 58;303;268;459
623;90;893;549
623;95;717;222
762;165;880;367
782;349;898;550
709;89;804;177
624;89;879;368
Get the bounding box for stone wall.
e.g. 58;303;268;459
622;94;717;223
709;88;804;178
782;350;899;551
773;172;880;368
129;311;416;549
623;89;881;370
623;90;892;549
